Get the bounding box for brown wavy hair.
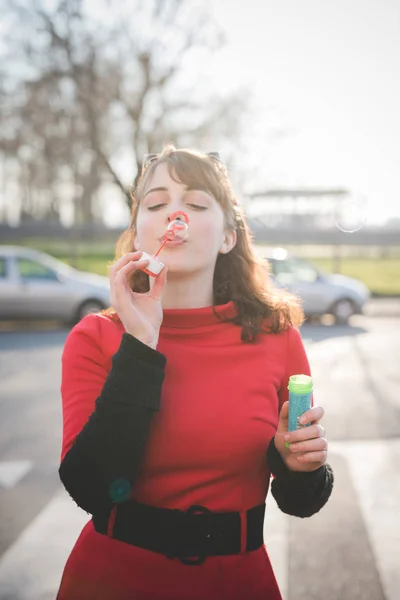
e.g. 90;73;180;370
103;146;303;341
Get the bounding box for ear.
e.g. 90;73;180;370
219;229;237;254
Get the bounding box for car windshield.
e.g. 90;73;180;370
268;257;320;284
17;258;60;280
33;252;76;275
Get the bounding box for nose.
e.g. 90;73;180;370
168;210;189;224
167;214;182;223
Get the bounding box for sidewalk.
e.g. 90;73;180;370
365;298;400;317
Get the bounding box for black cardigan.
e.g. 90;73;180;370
59;333;333;518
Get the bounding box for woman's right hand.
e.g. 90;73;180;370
109;251;168;349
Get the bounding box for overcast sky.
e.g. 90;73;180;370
208;0;400;225
2;0;398;227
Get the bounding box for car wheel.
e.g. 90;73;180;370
332;299;355;325
76;299;105;322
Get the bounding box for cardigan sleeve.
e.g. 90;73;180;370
268;326;334;517
267;438;334;517
59;315;166;515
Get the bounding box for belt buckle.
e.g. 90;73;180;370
168;504;213;566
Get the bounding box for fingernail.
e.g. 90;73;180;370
285;442;290;449
284;434;290;442
299;416;306;425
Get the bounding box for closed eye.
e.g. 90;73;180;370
147;204;166;211
147;203;208;211
188;204;207;210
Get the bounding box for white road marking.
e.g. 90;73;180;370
264;492;289;599
0;460;33;489
0;489;89;600
330;439;400;600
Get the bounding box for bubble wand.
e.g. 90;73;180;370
140;211;190;277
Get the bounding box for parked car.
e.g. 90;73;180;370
265;248;370;324
0;246;111;323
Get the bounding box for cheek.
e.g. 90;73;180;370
135;213;155;243
193;214;225;246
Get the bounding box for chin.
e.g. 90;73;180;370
163;262;193;274
162;254;195;267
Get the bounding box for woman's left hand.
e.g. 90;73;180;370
274;402;328;472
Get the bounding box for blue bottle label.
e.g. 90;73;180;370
288;391;312;432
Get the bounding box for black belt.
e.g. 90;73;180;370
93;501;265;565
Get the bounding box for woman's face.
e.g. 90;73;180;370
134;162;236;276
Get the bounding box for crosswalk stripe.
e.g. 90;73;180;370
264;492;289;598
0;490;89;600
330;439;400;600
0;460;33;489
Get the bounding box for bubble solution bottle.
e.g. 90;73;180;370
288;374;313;433
140;211;189;277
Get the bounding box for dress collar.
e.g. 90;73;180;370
161;301;237;329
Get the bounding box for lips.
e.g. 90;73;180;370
163;239;186;247
159;233;186;243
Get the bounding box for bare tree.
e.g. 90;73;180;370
0;0;249;224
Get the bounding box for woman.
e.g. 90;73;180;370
57;147;333;600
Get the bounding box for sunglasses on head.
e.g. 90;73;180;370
141;151;223;173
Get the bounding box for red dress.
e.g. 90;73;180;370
57;302;310;600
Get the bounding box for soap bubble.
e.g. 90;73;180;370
334;197;368;233
167;219;189;241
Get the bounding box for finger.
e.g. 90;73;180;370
278;401;289;424
297;405;325;426
113;259;150;286
285;423;325;444
149;266;168;301
111;260;149;304
296;450;328;464
289;437;328;454
276;402;289;446
109;252;145;279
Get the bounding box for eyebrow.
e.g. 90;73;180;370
143;185;211;198
144;186;168;198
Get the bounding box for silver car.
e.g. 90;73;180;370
265;248;370;324
0;246;111;323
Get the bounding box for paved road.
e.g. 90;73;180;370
0;313;399;600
